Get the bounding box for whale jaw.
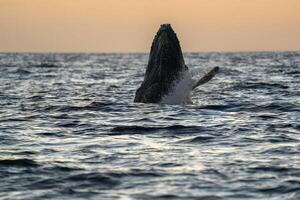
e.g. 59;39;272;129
134;24;187;103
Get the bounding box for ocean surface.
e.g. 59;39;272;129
0;52;299;200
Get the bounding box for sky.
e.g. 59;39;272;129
0;0;300;53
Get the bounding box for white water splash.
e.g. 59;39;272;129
161;70;194;105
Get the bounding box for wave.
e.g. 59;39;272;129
28;170;164;191
111;125;206;135
28;173;119;190
249;102;300;112
261;146;299;155
43;101;114;112
178;135;216;144
0;158;39;167
230;82;289;90
264;134;299;143
14;68;32;74
34;63;60;68
196;104;239;111
195;102;300;112
63;173;120;189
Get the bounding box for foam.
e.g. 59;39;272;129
161;70;194;105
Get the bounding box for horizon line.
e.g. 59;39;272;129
0;50;299;54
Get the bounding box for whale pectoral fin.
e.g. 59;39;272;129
192;66;219;90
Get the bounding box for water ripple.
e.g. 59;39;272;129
0;52;299;199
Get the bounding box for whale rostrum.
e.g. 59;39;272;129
134;24;219;104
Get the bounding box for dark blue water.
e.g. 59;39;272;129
0;52;299;199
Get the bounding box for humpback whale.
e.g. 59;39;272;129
134;24;219;104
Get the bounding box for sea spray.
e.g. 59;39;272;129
160;67;216;104
161;70;194;105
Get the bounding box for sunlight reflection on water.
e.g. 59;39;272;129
0;52;299;199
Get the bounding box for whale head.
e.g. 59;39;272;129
146;24;186;77
134;24;187;103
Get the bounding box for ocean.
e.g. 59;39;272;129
0;52;299;199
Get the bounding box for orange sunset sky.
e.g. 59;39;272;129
0;0;299;52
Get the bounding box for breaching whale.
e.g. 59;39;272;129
134;24;219;104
